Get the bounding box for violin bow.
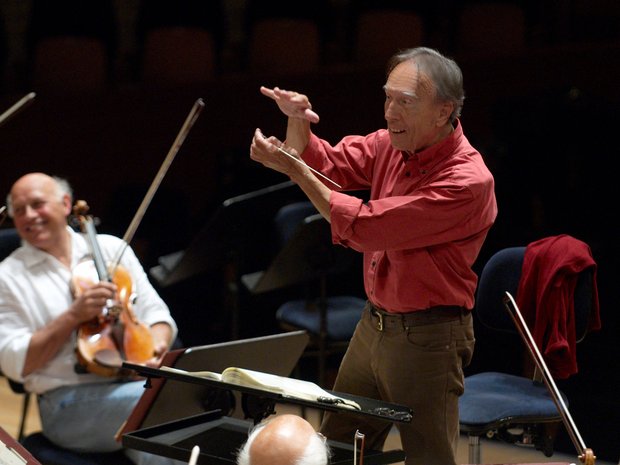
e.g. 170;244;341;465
111;98;205;271
354;430;365;465
503;292;596;465
0;92;36;128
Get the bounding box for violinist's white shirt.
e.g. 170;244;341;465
0;226;176;394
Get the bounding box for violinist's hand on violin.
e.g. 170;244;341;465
143;322;175;368
70;281;118;324
143;343;167;368
260;86;320;123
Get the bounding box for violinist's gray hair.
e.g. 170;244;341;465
6;174;73;217
236;419;330;465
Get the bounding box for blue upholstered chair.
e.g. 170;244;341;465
459;244;596;464
272;201;365;387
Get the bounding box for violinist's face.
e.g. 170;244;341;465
10;173;71;253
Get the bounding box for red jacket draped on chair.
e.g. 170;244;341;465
517;234;601;379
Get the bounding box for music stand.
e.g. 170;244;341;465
241;214;356;294
122;363;412;465
150;180;301;288
120;331;310;436
149;180;303;339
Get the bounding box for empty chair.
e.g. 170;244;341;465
459;235;600;464
31;36;109;93
353;9;425;68
26;0;115;93
136;0;224;86
141;26;217;87
246;18;322;75
454;2;526;60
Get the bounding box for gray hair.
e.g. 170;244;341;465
236;421;330;465
387;47;465;123
6;175;73;217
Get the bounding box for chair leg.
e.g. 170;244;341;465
468;434;481;464
18;392;31;442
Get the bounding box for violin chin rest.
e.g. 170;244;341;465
94;349;123;368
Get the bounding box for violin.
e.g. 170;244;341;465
71;200;155;377
72;98;205;377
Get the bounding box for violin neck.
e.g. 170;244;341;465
84;218;111;282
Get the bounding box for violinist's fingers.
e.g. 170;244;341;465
143;350;166;368
152;339;169;358
93;280;117;292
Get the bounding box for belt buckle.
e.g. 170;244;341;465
375;310;384;331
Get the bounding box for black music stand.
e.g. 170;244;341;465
149;180;304;339
241;214;356;294
120;331;310;435
150;180;300;287
122;362;412;465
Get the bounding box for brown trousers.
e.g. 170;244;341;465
320;303;475;465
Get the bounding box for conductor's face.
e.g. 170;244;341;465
10;173;71;252
384;60;453;154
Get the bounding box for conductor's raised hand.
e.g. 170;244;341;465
250;128;303;177
260;86;320;124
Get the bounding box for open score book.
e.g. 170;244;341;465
160;366;361;411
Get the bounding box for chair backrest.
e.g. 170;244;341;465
141;26;217;86
476;243;594;343
353;9;425;68
31;36;109;93
454;2;526;60
0;228;21;260
247;18;321;75
475;246;525;332
274;201;318;245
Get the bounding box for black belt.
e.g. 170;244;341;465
368;303;469;331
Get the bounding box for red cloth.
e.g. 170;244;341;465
516;235;601;379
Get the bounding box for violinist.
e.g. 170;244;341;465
0;172;181;464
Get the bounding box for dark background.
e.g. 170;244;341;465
0;0;618;461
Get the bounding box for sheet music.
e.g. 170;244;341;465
0;439;27;465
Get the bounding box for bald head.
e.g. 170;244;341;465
6;172;73;254
237;415;329;465
7;172;72;217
